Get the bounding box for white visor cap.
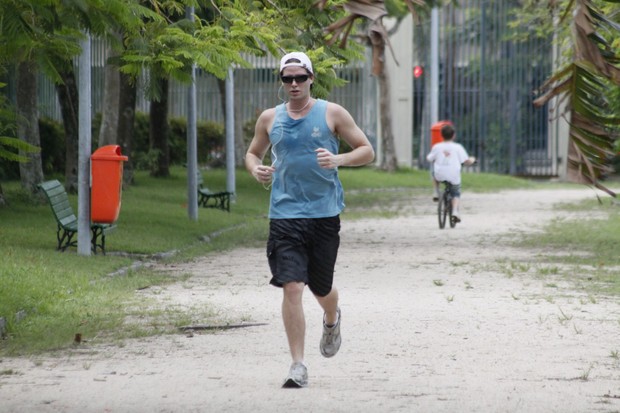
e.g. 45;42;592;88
279;52;313;75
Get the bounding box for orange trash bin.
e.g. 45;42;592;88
91;145;128;224
431;120;453;147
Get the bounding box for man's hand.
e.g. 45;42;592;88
316;148;341;169
252;165;275;183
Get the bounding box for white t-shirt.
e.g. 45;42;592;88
426;141;469;185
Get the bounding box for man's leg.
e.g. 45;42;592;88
315;287;339;325
316;287;342;358
309;216;341;358
282;281;306;362
281;282;309;388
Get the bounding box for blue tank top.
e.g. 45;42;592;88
268;99;344;219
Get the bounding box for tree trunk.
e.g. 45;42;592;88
369;29;397;172
98;44;120;147
149;78;170;177
217;77;226;123
118;71;137;185
16;60;44;193
377;68;398;171
56;67;79;193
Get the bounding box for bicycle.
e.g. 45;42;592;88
437;181;458;229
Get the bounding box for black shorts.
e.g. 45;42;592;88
267;216;341;297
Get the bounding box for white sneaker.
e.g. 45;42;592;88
282;361;308;388
320;308;341;358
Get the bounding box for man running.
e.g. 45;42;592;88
245;51;375;388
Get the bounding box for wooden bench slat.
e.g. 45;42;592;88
38;179;115;254
197;172;232;212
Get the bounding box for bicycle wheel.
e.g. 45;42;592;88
438;193;448;229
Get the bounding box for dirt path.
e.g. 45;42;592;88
1;188;619;413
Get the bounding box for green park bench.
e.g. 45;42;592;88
38;180;116;255
197;172;232;212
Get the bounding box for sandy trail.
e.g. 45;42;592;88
1;188;619;413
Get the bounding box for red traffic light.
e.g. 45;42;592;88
413;65;424;78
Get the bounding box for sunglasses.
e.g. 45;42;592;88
281;75;309;84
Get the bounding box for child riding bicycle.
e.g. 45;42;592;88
426;124;476;222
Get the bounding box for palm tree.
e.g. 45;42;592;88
534;0;620;196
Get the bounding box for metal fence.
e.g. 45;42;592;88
31;0;555;177
164;56;378;148
36;41;378;151
413;0;556;176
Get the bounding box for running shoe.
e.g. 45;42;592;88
282;361;308;388
320;308;341;358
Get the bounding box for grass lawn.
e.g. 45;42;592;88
0;166;617;355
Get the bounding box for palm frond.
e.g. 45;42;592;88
534;0;620;196
0;136;40;163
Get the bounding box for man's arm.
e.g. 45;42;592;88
318;103;374;169
245;109;275;184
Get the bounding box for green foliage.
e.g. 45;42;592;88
0;0;146;82
1;119;60;181
169;116;226;166
119;0;367;99
0;137;39;162
0;85;17;161
532;0;620;195
508;0;571;43
130;112;151;170
121;1;280;99
609;84;620;172
39;117;66;175
385;0;410;17
26;113;227;177
269;1;367;97
0;83;40;177
124;112;226;169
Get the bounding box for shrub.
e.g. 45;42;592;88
0;117;66;180
39;117;66;175
169;117;225;167
5;113;226;177
91;112;225;170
